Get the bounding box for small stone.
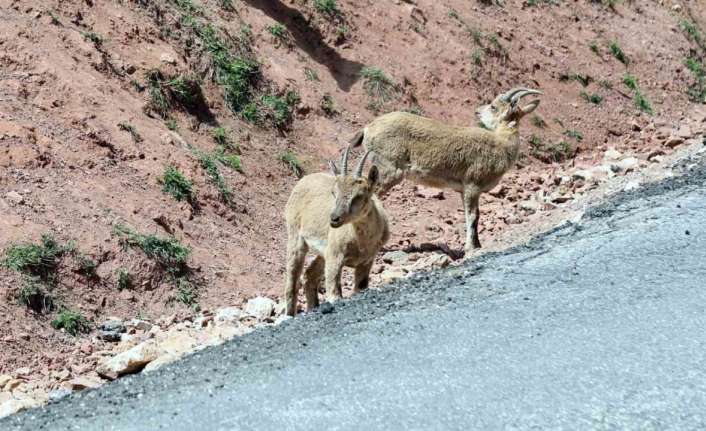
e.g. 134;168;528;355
672;4;682;11
319;302;334;314
193;315;213;328
623;181;640;191
382;250;410;264
214;307;243;324
159;52;177;65
5;191;23;205
647;149;666;161
4;379;22;391
65;376;103;392
665;136;684;148
96;340;159;380
50;369;70;382
572;169;593;181
14;367;30;377
612;157;639;173
274;315;292;326
630;121;642;132
413;185;444;200
379;268;407;283
0;396;38;419
603;149;623;162
48;388;72;402
519;200;540;212
244;297;276;320
126;319;153;332
100;318;125;333
676;125;693;139
0;376;11;389
79;342;93;355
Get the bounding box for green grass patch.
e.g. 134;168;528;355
304;67;320;82
81;31;103;46
360;67;400;112
115;225;190;273
4;234;69;282
160;166;195;202
314;0;340;16
609;41;628;65
685;57;706;103
52;310;91;336
622;74;654;115
117;269;132;290
321;94;337;116
195;150;234;205
17;277;55;313
563;129;583;142
580;91;603;105
117;122;143;143
279;151;304;178
589;41;600;55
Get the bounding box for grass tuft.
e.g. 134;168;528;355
279;151;304;178
160;166;194;202
115;225;190;273
580;91;603;105
314;0;340;16
52;310;91;336
609;41;628;65
117;122;143;143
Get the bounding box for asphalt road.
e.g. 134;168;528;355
4;158;706;430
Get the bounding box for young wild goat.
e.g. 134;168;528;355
284;149;390;316
349;87;542;254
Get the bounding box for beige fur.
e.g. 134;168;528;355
283;152;390;316
350;87;541;253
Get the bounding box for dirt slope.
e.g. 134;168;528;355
0;0;704;376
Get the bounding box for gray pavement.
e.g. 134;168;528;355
4;159;706;430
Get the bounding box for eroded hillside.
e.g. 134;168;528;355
0;0;705;396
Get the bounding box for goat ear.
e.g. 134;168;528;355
367;165;379;187
328;160;339;176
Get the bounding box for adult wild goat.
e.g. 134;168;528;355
284;149;390;316
349;87;542;254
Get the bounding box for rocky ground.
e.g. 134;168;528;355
1;0;705;419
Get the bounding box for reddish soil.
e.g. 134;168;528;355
0;0;704;379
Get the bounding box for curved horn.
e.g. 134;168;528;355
340;145;351;176
510;89;543;104
355;150;372;178
500;87;531;102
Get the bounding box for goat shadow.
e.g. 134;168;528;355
241;0;364;92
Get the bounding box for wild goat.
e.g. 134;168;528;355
349;87;542;254
284;149;390;316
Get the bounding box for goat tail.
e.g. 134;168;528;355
349;129;365;148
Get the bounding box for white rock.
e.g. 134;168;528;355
96;340;159;380
382;250;410;264
4;191;23;205
612;157;639;173
214;307;243;324
65;376;103;392
603;149;623;162
623;181;641;191
126;319;153;332
159;52;177;65
0;396;38;419
245;297;276;320
379;268;407;284
572;169;593;181
0;376;11;389
519;200;541;212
